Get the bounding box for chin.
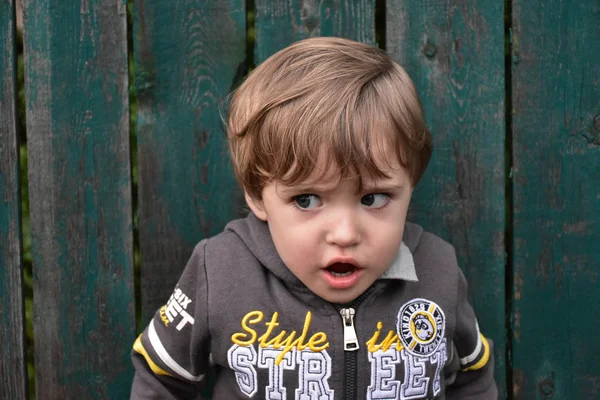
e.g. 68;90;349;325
321;292;361;305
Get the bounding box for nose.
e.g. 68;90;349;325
325;209;361;248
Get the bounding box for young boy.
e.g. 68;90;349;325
131;37;497;399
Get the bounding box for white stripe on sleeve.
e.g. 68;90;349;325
459;322;482;365
149;320;205;382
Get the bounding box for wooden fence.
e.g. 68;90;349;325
0;0;598;399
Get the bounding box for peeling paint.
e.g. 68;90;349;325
563;221;591;235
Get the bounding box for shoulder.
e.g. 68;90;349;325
201;227;255;267
405;222;457;264
198;216;272;279
404;222;461;283
185;229;245;261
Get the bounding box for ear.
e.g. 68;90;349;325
245;192;268;221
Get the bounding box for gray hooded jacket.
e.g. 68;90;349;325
131;213;497;399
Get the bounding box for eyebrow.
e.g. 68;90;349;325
362;184;405;192
278;181;406;195
278;182;339;194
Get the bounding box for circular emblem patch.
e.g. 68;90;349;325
396;298;445;357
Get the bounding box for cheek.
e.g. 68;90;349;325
371;213;405;236
370;221;405;256
269;218;317;260
377;235;403;260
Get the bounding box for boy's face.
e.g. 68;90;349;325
246;157;413;304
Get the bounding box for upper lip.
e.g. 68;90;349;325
325;257;361;269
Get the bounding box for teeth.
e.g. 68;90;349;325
330;270;353;277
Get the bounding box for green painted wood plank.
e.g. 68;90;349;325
22;0;135;398
133;0;247;323
511;0;600;398
387;1;507;397
0;1;28;398
254;0;375;63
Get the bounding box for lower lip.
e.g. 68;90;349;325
322;268;362;289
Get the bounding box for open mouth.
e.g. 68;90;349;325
326;263;357;277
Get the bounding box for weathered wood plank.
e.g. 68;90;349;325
0;1;28;398
254;0;375;63
387;1;507;396
22;0;135;398
133;0;247;322
511;0;600;398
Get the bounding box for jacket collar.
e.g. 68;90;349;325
379;241;418;281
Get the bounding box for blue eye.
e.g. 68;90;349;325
361;193;389;208
294;194;322;210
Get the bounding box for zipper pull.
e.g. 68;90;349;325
340;308;359;351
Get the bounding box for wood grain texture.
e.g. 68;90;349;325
22;0;135;398
387;1;506;396
511;0;600;398
0;1;28;398
254;0;375;63
133;0;247;323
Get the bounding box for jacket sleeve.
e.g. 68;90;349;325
445;268;498;400
131;241;211;400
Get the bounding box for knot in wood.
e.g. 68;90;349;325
538;377;555;398
424;41;437;58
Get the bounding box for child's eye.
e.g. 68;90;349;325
293;194;322;210
361;193;389;208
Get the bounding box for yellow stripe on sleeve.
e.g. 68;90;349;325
463;333;491;371
133;335;173;377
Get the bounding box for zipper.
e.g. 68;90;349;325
336;286;375;400
340;308;359;351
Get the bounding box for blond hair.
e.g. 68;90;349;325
227;37;432;200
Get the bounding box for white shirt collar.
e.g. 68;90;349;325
378;242;418;282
